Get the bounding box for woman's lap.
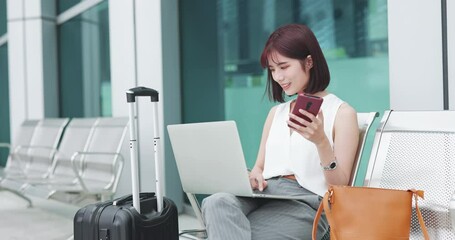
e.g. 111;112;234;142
249;178;327;240
202;177;329;240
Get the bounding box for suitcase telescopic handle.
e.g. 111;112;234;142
126;86;163;213
126;86;159;102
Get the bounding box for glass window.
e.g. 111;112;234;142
57;1;111;118
0;44;9;166
57;0;83;14
181;0;389;185
0;0;6;36
0;0;9;166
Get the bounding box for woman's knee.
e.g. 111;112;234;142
202;192;239;212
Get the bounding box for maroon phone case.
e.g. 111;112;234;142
289;94;323;127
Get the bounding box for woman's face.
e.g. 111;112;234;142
267;51;311;95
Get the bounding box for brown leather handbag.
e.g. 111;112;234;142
312;186;430;240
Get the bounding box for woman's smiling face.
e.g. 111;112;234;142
267;51;312;95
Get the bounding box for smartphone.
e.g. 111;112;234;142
288;93;323;127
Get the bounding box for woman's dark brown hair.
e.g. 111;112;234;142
260;24;330;102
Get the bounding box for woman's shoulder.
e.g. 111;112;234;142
334;101;358;129
324;93;357;119
338;102;357;117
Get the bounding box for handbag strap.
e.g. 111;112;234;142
410;189;430;240
312;191;333;240
312;189;430;240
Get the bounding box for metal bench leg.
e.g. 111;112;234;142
186;192;205;228
179;193;207;239
0;187;33;208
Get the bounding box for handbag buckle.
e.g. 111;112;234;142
328;189;334;204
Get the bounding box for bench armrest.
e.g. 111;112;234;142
70;151;124;193
7;145;58;176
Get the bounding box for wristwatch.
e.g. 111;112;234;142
321;160;337;171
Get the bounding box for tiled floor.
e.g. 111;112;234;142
0;191;201;240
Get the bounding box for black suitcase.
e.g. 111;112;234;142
73;87;179;240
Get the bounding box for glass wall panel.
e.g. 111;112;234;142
0;0;6;35
57;0;83;14
0;0;9;166
0;44;9;167
181;0;389;185
57;1;111;118
180;1;224;123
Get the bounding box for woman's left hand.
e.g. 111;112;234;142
288;109;327;145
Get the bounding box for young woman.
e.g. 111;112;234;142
202;23;359;240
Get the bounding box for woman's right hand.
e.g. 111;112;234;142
249;167;268;191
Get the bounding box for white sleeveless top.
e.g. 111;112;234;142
262;94;344;196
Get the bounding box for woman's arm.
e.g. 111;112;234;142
249;106;277;191
318;103;359;185
288;102;359;186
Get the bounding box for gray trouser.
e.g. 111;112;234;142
201;177;329;240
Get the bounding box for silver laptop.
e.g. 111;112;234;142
167;121;304;200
